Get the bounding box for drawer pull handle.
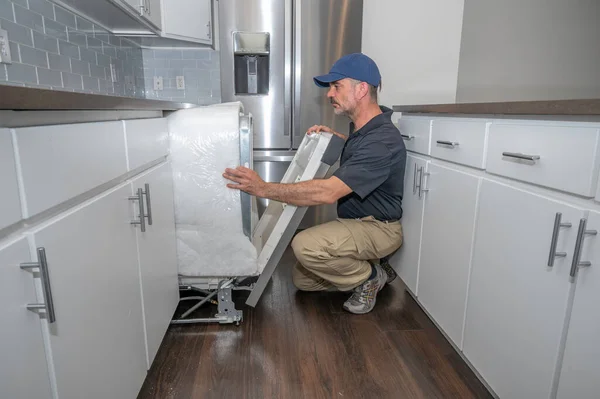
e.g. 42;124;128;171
143;183;153;226
502;152;540;162
20;248;56;323
413;163;418;194
436;140;459;148
418;167;430;198
401;134;414;141
547;212;572;267
129;188;146;232
570;218;597;279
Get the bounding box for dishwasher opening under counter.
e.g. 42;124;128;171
253;150;339;230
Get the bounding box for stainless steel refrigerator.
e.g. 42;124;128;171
218;0;363;228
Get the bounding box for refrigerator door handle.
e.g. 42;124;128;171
293;0;302;141
284;0;293;138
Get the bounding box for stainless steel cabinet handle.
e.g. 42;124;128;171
129;188;146;232
436;140;459;148
207;20;211;39
146;0;151;15
570;218;597;279
412;163;418;194
418;168;429;199
547;212;572;267
502;152;541;162
143;183;153;225
401;134;414;141
20;248;56;323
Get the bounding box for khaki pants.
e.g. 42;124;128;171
291;216;403;292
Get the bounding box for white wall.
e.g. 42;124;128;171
361;0;465;106
456;0;600;102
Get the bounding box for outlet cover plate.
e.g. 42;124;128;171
176;75;185;90
153;76;163;90
0;28;12;64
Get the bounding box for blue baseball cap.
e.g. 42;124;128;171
313;53;381;88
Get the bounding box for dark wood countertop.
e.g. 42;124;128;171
392;98;600;116
0;85;197;110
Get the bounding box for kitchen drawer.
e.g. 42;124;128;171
395;115;431;155
124;118;169;171
485;121;600;196
14;121;128;217
0;129;22;230
430;118;489;168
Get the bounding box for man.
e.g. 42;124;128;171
223;53;406;314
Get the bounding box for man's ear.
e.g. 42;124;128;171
357;81;370;100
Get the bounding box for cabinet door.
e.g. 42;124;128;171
388;154;428;294
124;118;169;171
556;211;600;398
0;129;22;230
0;238;52;399
418;163;480;348
163;0;212;42
144;0;162;29
132;162;179;369
463;179;583;399
30;184;147;399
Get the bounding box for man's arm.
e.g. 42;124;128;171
223;166;352;206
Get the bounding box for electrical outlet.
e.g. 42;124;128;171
110;64;117;82
176;76;185;90
0;28;12;64
153;76;163;90
125;75;133;91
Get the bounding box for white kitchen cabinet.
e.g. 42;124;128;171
111;0;162;29
417;162;480;348
556;211;600;399
14;121;127;218
485;121;600;197
0;237;52;399
131;162;179;369
162;0;213;43
0;129;22;231
124;118;169;171
463;179;584;399
388;154;428;294
29;183;147;399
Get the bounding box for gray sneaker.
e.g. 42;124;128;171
379;256;397;284
343;264;387;314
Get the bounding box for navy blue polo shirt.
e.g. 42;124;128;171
333;106;406;221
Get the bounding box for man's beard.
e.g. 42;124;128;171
330;99;347;116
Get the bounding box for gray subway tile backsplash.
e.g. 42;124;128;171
54;6;76;28
0;0;14;21
48;52;70;72
70;58;90;76
19;44;48;68
1;0;218;104
6;63;38;84
61;71;82;90
68;29;87;47
1;18;34;46
14;4;45;33
43;18;68;41
32;30;58;53
75;15;92;32
58;39;79;59
28;0;55;20
37;67;62;86
82;75;99;91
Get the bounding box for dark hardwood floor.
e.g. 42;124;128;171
138;248;492;399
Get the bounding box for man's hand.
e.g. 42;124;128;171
307;125;347;140
223;166;267;197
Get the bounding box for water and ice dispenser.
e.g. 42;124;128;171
233;32;270;95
